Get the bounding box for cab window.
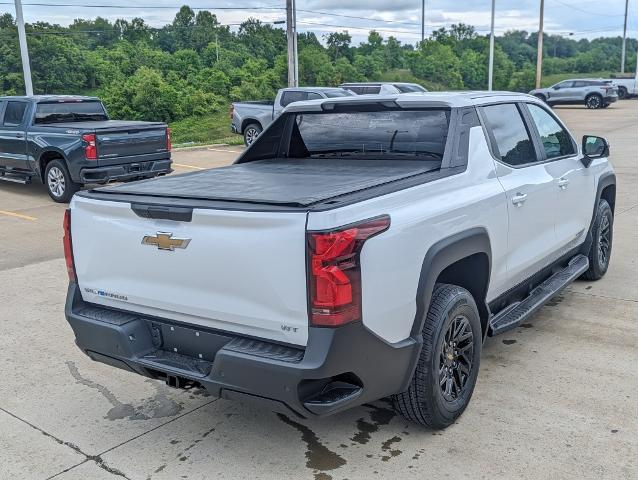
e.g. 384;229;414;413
481;103;537;167
280;91;307;107
2;101;28;126
527;104;575;159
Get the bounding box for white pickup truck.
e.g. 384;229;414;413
608;75;638;99
64;92;616;429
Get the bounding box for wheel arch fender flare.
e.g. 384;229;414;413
241;118;262;134
411;227;492;339
37;147;68;181
581;171;616;254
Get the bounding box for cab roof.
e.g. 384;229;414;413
283;91;541;112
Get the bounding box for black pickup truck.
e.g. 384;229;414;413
0;95;172;202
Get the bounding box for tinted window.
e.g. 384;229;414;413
307;92;323;101
527;104;575;159
482;103;536;166
344;86;365;94
290;110;449;160
3;101;28;126
572;81;586;88
34;101;108;124
323;89;353;98
395;84;427;93
281;91;307;107
556;81;574;89
364;86;381;94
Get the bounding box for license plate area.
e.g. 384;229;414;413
151;321;232;362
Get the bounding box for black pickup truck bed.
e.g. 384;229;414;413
99;159;441;207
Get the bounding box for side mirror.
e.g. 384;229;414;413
581;135;609;167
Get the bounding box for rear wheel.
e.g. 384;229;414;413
618;87;628;100
45;159;80;203
582;199;613;280
243;123;262;146
392;284;482;429
585;94;603;109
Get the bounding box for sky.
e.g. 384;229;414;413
1;0;637;45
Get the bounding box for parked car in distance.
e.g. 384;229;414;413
0;95;172;202
230;87;354;146
529;79;618;109
605;75;638;99
64;92;615;429
340;82;428;95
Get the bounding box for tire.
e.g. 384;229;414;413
44;159;80;203
582;199;613;281
243;123;262;146
618;87;628;100
585;94;603;109
602;103;610;108
392;284;482;429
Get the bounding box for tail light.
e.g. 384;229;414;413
63;209;76;282
82;133;97;160
307;215;390;327
166;127;172;152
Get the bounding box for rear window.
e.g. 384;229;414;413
35;101;108;124
395;84;427;93
289;110;449;160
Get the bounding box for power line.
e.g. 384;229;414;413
550;0;626;17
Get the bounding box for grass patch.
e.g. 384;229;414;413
169;111;244;146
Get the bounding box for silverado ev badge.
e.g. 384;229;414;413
142;232;191;251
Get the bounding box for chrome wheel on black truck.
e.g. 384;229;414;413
393;284;482;429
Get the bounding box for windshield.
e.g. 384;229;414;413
35;101;108;124
289;109;449;160
395;84;427;93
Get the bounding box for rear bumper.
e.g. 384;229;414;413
65;283;420;418
79;159;172;184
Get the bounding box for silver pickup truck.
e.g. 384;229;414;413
230;87;354;145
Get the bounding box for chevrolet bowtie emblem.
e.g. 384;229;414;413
141;232;191;251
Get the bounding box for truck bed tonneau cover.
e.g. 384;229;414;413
98;159;440;207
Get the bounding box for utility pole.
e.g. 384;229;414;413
535;0;545;89
14;0;33;96
421;0;425;43
292;0;298;86
488;0;495;90
621;0;629;73
215;33;219;63
285;0;297;87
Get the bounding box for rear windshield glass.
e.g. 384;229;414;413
395;84;427;93
289;110;449;160
35;101;107;124
324;89;354;98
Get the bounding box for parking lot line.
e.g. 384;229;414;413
0;210;37;221
206;148;242;153
173;163;206;170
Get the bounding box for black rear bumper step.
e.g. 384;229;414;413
489;254;589;336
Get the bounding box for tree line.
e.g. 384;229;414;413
0;5;636;123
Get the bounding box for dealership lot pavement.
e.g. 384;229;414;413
1;103;637;480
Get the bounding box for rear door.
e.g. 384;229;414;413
71;196;310;346
0;100;29;170
548;81;574;103
524;102;595;250
481;102;559;286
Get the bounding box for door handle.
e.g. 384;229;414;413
15;133;24;139
558;177;570;189
512;193;528;206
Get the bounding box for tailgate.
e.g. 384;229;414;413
70;196;310;346
97;127;168;164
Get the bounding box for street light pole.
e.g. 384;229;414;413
535;0;545;89
292;0;298;87
286;0;295;87
421;0;425;43
488;0;495;91
621;0;629;73
14;0;33;96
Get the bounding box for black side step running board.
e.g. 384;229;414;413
0;171;32;185
488;254;589;336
